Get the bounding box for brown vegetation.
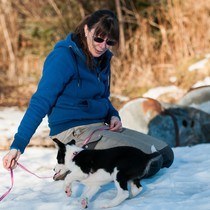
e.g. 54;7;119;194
0;0;210;108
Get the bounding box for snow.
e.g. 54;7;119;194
0;107;49;143
1;145;210;210
143;85;181;99
188;54;210;72
1;100;210;209
1;58;210;209
192;76;210;88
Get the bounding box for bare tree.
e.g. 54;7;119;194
0;0;16;81
115;0;125;52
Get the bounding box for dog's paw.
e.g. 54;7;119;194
81;197;88;209
101;203;113;208
100;204;110;208
65;186;72;197
130;186;143;198
97;200;110;209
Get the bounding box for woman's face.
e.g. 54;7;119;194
84;25;115;57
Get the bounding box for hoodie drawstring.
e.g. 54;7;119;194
69;46;81;87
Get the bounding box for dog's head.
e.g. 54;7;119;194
52;139;83;180
52;138;73;180
53;163;69;180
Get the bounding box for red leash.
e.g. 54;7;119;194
0;162;52;202
82;125;110;146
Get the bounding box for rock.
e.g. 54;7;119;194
119;86;210;147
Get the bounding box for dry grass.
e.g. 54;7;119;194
1;0;210;107
111;0;210;99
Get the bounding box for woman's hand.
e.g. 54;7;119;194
2;149;21;170
109;116;122;131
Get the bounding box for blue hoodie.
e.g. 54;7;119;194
11;33;120;153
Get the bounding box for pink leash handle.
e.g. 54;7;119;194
0;162;52;202
0;169;14;201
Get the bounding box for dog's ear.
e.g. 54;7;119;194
68;139;76;145
52;138;65;147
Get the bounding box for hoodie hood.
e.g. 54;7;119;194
54;33;113;87
54;33;85;59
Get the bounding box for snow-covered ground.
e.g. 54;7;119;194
0;57;210;209
1;95;210;209
0;144;210;210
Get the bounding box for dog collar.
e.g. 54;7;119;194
72;151;79;159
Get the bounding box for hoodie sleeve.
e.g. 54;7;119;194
10;47;75;153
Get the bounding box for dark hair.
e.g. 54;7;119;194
73;10;119;69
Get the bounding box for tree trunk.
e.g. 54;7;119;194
0;13;16;81
115;0;125;53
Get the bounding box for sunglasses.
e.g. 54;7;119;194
93;36;117;46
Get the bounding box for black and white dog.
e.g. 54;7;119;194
53;138;163;208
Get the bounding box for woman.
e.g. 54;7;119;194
3;10;174;177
